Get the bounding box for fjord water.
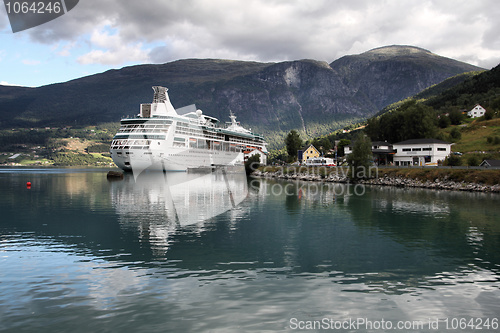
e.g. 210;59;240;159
1;168;499;332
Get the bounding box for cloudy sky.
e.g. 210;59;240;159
1;0;500;87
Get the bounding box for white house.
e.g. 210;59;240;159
243;148;267;165
393;138;451;166
467;104;486;118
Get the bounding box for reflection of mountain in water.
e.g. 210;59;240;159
109;168;248;251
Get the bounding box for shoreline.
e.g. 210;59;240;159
252;166;500;193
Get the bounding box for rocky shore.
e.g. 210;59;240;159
252;169;500;193
358;175;500;192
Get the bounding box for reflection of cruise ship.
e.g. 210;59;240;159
110;86;267;172
110;169;248;251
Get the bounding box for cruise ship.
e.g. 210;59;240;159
110;86;267;172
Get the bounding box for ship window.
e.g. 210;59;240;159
189;138;197;148
197;139;207;149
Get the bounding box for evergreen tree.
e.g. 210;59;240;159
245;154;261;175
438;115;451;128
311;137;332;155
337;139;351;157
285;130;302;162
365;100;438;143
346;134;373;179
448;109;464;125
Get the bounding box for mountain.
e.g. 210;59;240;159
329;45;483;110
0;45;484;147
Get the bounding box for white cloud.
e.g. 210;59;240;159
22;59;41;65
52;42;76;57
15;0;500;68
77;24;150;65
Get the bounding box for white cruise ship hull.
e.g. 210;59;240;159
112;147;243;172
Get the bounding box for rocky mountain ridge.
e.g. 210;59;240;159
0;45;484;147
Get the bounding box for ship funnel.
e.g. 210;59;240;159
152;86;167;103
150;86;177;116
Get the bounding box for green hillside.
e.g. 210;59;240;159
362;63;500;165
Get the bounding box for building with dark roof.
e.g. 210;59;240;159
344;141;395;165
393;138;451;166
479;159;500;168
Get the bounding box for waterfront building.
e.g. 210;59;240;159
298;144;320;164
393;138;451;166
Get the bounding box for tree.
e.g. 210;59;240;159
448;110;464;125
467;155;480;166
491;96;500;111
311;137;332;155
444;154;462;166
245;154;261;175
365;117;381;140
438;115;451;128
449;127;462;142
401;102;438;140
346;134;373;179
285;130;302;162
365;100;438;143
484;109;494;120
337;139;351;157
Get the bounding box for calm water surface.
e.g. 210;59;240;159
1;167;499;332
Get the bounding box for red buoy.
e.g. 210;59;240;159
26;181;31;189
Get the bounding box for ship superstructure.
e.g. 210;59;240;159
110;86;267;172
